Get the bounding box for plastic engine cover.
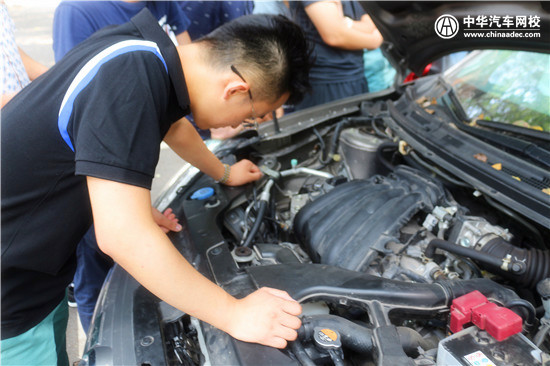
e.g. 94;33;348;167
294;166;445;271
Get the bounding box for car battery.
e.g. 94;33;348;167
436;326;545;366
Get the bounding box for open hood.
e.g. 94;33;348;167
361;1;550;74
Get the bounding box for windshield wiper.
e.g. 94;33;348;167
475;119;550;143
436;80;550;167
455;122;550;169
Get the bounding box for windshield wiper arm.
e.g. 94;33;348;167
475;119;550;143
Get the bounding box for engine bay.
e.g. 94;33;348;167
158;82;550;366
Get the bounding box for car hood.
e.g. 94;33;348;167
360;1;550;74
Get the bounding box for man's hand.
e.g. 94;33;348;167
225;159;262;186
257;107;284;123
224;287;302;348
152;207;182;233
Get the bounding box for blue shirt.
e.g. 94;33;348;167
178;1;253;40
290;1;365;83
53;1;190;62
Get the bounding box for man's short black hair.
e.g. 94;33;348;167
198;14;313;105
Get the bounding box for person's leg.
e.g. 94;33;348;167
1;296;69;366
74;226;113;333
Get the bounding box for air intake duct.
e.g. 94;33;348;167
480;237;550;288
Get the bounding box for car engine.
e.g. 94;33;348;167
156;93;550;366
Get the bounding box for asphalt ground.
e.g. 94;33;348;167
7;1;183;363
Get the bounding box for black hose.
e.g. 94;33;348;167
376;141;398;172
269;195;278;236
396;326;437;353
290;340;316;366
328;350;345;366
312;127;326;152
458;257;483;278
427;238;550;289
319;117;376;166
409;151;470;188
505;299;536;327
241;200;268;248
425;239;506;269
249;263;521;313
272;112;281;134
300;315;435;356
371;118;387;138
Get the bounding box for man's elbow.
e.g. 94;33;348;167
95;237;115;258
365;31;383;50
93;227;121;259
321;33;345;48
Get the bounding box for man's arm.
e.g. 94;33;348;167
175;31;191;46
163;117;262;185
87;177;301;348
18;48;47;80
305;1;383;50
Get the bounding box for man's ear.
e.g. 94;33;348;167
223;80;250;100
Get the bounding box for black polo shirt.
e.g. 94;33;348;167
1;9;190;339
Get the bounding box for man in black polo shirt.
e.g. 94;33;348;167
1;9;311;365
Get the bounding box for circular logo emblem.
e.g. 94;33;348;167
434;14;459;39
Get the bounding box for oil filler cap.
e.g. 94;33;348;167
313;327;341;350
190;187;215;200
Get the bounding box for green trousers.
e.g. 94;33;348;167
1;296;69;366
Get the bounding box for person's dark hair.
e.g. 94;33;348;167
197;14;313;104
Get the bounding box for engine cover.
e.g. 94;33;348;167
294;166;445;271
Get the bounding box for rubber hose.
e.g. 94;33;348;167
250;264;521;319
321;117;375;165
290;340;316;366
396;326;437;353
505;299;536;327
283;270;521;311
241;200;268;248
376;141;398;172
300;315;435;356
425;239;505;269
328;350;345;366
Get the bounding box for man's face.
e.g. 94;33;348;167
193;91;289;131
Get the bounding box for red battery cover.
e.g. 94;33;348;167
471;302;523;341
449;290;523;341
449;290;488;333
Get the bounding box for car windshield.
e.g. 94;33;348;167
444;50;550;132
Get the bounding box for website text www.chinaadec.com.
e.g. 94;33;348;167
463;30;541;38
